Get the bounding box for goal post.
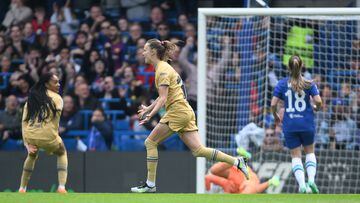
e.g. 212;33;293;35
197;7;360;194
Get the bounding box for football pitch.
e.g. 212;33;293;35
1;193;360;203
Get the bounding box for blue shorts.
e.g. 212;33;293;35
284;131;315;149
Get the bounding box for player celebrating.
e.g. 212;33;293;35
19;73;68;193
131;39;249;193
271;55;322;193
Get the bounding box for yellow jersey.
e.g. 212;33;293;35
22;90;63;140
155;61;191;111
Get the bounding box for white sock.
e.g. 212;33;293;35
19;186;26;191
292;157;306;189
77;139;88;152
146;180;155;187
58;185;65;190
305;153;317;183
233;158;239;167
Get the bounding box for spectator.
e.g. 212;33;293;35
23;22;41;46
184;23;196;39
108;25;125;71
3;70;22;97
133;47;155;87
171;13;189;31
127;23;144;47
330;98;357;150
100;76;116;98
2;0;32;28
82;49;100;79
156;22;170;41
62;61;76;94
179;37;197;111
57;47;71;68
59;95;83;136
144;6;164;31
121;66;143;101
99;76;130;115
1;55;13;73
45;33;64;56
8;24;29;60
87;108;113;151
21;46;43;82
66;73;87;96
315;84;332;149
44;23;67;48
90;59;106;95
79;22;90;33
96;20;111;47
340;82;356;109
84;5;107;34
70;31;91;69
120;0;151;21
13;74;32;105
31;7;50;35
50;0;79;35
118;17;129;33
75;83;98;110
261;126;283;151
0;95;22;147
47;23;61;36
0;36;9;59
118;17;129;43
136;37;146;49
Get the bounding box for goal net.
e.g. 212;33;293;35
197;8;360;194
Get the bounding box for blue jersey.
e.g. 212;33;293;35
273;77;319;133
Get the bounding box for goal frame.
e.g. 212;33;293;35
196;7;360;194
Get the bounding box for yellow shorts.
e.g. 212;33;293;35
160;102;198;133
24;136;63;154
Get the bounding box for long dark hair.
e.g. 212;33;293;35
24;73;58;124
288;55;311;94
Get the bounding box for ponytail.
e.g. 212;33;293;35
288;55;312;94
162;40;177;61
147;38;178;61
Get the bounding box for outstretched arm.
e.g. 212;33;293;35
205;174;235;193
139;86;168;125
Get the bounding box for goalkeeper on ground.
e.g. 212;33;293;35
205;148;280;194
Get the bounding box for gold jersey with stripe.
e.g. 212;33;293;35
155;61;190;111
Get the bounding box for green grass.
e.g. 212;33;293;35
1;193;360;203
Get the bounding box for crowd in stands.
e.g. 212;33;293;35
0;0;198;151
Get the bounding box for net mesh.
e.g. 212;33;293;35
204;14;360;193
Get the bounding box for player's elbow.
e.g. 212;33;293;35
270;105;277;113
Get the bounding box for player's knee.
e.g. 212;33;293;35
144;138;158;150
28;152;38;159
54;143;66;156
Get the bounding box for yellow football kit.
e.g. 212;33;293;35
22;90;63;153
155;61;198;133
